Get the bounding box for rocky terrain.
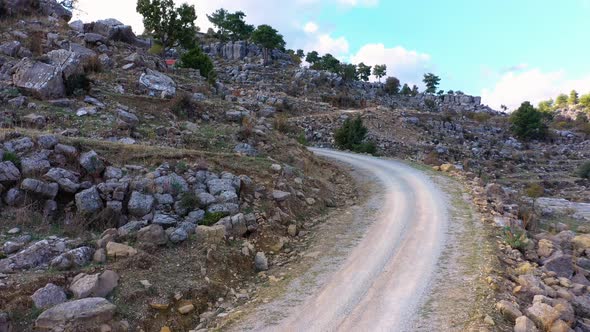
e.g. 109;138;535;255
0;1;589;331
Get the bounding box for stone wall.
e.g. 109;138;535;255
202;41;292;63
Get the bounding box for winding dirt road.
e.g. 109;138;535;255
269;149;449;331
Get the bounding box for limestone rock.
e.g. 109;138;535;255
49;246;94;270
495;300;522;322
35;298;116;331
139;69;176;98
137;224;167;246
21;178;59;199
12;58;65;99
514;316;538;332
79;150;105;174
106;242;137;258
127;191;154;217
31;283;67;309
255;252;268;271
75;186;103;215
0;161;20;183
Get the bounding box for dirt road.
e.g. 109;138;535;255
271;149;449;331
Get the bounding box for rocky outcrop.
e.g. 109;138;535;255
35;298;116;331
12;59;65;99
203;40;292;63
139;69;176;98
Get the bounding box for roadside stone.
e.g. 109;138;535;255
35;298;116;331
495;300;522;322
31;283;67;309
525;302;560;331
514;316;539;332
4;188;25;206
288;224;298;237
37;135;59;149
572;234;590;250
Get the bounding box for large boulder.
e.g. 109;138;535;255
12;58;65;99
44;168;80;193
137;224;167;246
543;254;574;279
79;150;105;175
38;0;72;21
0;41;21;57
46;49;82;79
0;239;66;273
49;246;94;270
139;69;176;98
91;19;136;43
35;298;116;331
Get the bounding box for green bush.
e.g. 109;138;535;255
148;43;164;55
201;212;227;226
383;77;400;95
510;101;548;140
578;161;590;179
64;74;90;96
296;132;308;146
178;46;216;84
334;115;377;154
2;151;21;168
502;226;528;250
178;192;199;210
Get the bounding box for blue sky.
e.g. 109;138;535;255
75;0;590;109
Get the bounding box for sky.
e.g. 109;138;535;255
73;0;590;110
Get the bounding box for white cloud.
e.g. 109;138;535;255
481;68;590;110
305;34;350;56
336;0;379;6
303;21;319;34
349;43;431;85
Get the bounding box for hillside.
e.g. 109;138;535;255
0;1;589;332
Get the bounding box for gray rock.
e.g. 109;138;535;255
169;227;188;244
75;186;103;215
255;252;268;271
216;213;247;237
20;153;51;177
154;174;188;196
103;166;123;180
195;225;226;244
84;33;106;44
0;161;20;183
197;192;216;207
234;143;258;156
44;168;80;193
217;190;238;204
117;220;147;237
21;178;59;199
154;193;174;205
76;106;98;117
272;190;291;202
3;241;23;255
116;109;139;128
139;69;176;98
92;19;136;43
127;191;154;217
22;113;46;128
31;283;67;309
49;246;94;270
0;239;66;273
4;137;34;153
12;58;65;99
207;203;239;215
514;316;538;332
69;20;84;32
4;188;24;206
46;49;82;79
54;144;77;157
185;210;205;223
178;221;196;235
79;150;104;174
137;224;167;246
0;41;21;57
573;295;590;318
207;178;236;196
152;213;178;228
35;298;116;331
543;254;574;278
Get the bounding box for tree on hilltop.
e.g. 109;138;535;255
569;90;579;105
207;9;254;41
305;51;320;65
383;77;400;95
400;83;411;95
372;64;387;82
422;73;441;94
555;93;568;108
357;62;371;82
136;0;198;51
250;24;286;65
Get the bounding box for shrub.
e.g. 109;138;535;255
238;116;254;140
148;43;164;55
64;74;90;96
2;151;21;168
424;99;436;111
321;93;360;108
296;131;308;146
178;46;216;84
503;226;528;250
169;92;194;118
273;113;290;133
83;56;102;73
578;161;590;179
179;192;199;210
29;30;44;56
383;77;400;95
510;101;548;140
201;212;227;226
334;115;377;154
468;112;491;123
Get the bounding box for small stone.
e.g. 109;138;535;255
177;301;194;314
514;316;538;332
484;314;495;326
255;252;268;271
106;242;137;258
150;299;170;310
287;224;297;237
